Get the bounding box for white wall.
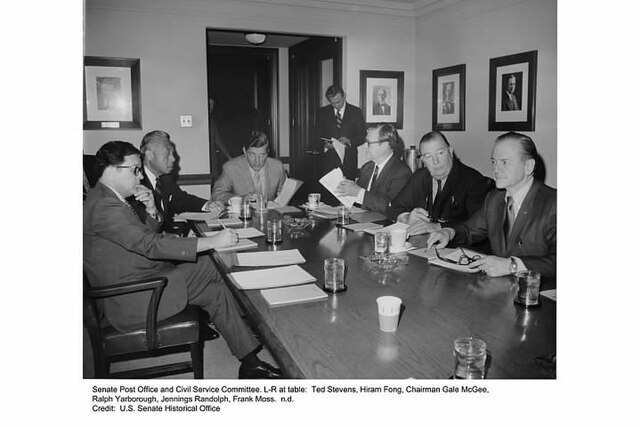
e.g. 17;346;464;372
415;0;557;187
84;0;417;198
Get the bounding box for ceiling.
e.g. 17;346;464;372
207;30;310;48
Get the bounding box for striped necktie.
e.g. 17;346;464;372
335;109;342;129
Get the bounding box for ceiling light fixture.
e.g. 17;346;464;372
245;33;267;45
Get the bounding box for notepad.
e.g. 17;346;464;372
236;249;306;267
215;239;258;253
206;218;244;228
204;227;264;239
174;211;221;221
260;284;327;307
227;265;316;290
363;222;408;235
342;222;383;232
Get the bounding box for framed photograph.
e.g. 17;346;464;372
83;56;141;130
359;70;404;128
489;50;537;131
432;64;465;131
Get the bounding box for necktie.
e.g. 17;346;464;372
369;164;379;190
154;177;165;215
335;109;342;129
253;170;263;196
432;179;442;206
505;196;515;237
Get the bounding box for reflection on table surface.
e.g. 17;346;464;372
193;209;556;379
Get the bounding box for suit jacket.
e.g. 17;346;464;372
83;183;198;330
356;156;412;214
211;155;287;203
139;170;208;232
373;102;391;115
452;180;556;277
388;158;492;227
502;92;520;110
314;103;366;180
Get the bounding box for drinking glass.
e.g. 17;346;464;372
514;270;541;307
453;337;487;379
266;219;283;244
337;206;349;225
374;231;390;254
324;258;346;293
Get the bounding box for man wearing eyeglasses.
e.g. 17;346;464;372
139;130;222;232
83;141;284;379
389;131;492;236
335;123;411;214
427;132;556;278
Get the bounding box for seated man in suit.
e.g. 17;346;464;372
335;123;411;214
139;130;219;232
211;131;287;204
84;140;283;379
427;132;556;278
389;131;492;236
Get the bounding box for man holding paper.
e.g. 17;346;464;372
84;141;283;379
335;123;411;214
138;130;222;232
314;85;366;181
427;132;556;278
211;131;287;204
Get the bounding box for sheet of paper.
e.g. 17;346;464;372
236;249;306;267
319;168;357;208
205;217;244;228
174;211;221;221
333;140;346;164
363;222;409;235
260;284;327;307
273;178;303;207
204;227;264;239
540;289;556;301
214;239;258;253
342;222;383;232
228;265;316;290
410;247;485;273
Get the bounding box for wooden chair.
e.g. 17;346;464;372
84;274;215;379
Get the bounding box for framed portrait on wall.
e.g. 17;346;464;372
432;64;465;131
83;56;141;130
489;50;537;131
359;70;404;128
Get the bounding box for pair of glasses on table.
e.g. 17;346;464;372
434;247;481;266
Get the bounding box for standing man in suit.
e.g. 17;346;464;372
335;123;411;214
502;74;520;111
139;130;219;232
314;85;366;181
389;131;492;236
373;88;391;115
427;132;556;278
211;131;287;204
84;141;283;378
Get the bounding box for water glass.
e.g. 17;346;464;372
266;219;283;244
256;193;268;213
324;258;346;293
239;200;252;220
453;337;487;379
337;206;349;225
374;231;390;254
514;270;541;307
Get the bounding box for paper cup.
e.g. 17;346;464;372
390;228;407;250
228;196;242;213
376;296;402;332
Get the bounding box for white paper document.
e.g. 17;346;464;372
204;227;264;239
540;289;556;301
260;284;327;307
174;211;221;222
205;218;244;228
363;222;408;235
342;222;383;232
228;265;316;290
236;249;306;267
319;168;357;208
273;178;303;207
214;239;258;253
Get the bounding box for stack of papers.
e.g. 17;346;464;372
342;222;383;232
174;211;221;222
260;284;327;307
236;249;306;267
363;222;408;235
227;265;316;290
215;239;258;253
204;227;264;239
206;217;244;228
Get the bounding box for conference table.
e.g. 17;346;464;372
192;208;556;379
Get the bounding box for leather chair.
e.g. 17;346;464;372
84;273;216;379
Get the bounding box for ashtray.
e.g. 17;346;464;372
283;217;311;231
360;253;401;272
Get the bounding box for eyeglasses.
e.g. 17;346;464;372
366;139;388;147
116;165;142;175
434;247;481;266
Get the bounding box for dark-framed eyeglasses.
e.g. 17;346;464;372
116;165;143;175
434;247;481;266
366;138;388;147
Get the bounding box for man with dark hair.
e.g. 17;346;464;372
389;131;492;236
314;84;366;181
139;130;220;232
210;131;287;203
335;123;411;214
427;132;556;278
84;140;283;378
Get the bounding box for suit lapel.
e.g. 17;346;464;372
506;181;540;252
371;158;395;191
432;160;458;218
357;162;374;188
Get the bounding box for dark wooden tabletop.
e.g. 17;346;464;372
194;209;556;379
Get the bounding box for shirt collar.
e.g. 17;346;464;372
144;165;158;189
374;152;394;171
335;103;346;117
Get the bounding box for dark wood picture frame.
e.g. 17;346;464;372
489;50;537;131
432;64;465;131
83;56;141;130
359;70;404;129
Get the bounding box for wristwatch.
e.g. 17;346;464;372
508;257;518;275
